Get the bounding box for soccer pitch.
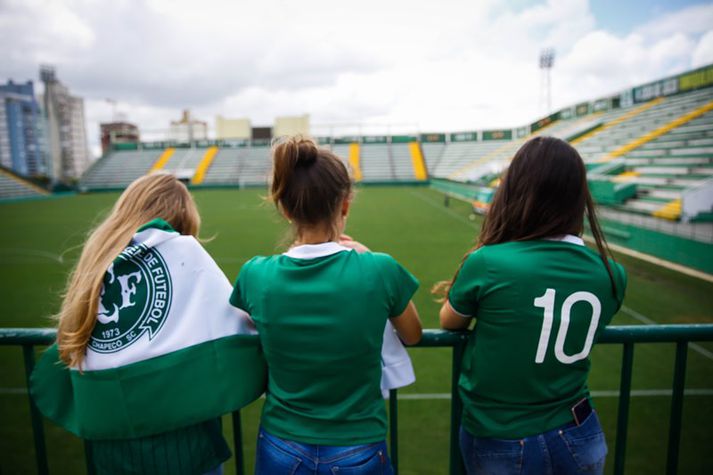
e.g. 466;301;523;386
1;186;712;474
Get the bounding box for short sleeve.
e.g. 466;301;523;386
229;258;255;313
448;249;488;318
374;253;420;318
614;261;627;310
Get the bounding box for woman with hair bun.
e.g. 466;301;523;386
230;136;422;474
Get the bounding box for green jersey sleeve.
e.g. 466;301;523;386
229;258;255;312
613;261;628;310
374;253;420;318
448;248;488;317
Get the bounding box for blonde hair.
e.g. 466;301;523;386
57;172;200;368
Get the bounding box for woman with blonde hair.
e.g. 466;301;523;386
31;172;266;475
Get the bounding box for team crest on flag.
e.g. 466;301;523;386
90;243;173;353
31;220;267;440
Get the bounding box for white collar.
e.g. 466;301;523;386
283;242;351;259
544;234;585;246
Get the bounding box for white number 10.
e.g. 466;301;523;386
533;289;601;364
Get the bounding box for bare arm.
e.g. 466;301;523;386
389;301;422;345
439;300;473;330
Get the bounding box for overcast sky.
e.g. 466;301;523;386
2;0;713;157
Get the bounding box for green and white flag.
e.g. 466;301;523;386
31;219;267;440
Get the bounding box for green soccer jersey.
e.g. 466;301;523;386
448;236;627;439
230;242;419;445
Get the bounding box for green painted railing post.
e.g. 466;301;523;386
22;344;49;475
613;342;634;475
4;325;713;473
666;342;688;475
232;411;245;475
449;340;466;475
84;441;96;475
389;389;399;475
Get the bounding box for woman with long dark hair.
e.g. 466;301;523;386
437;136;627;475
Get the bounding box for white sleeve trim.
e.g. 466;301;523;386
447;299;473;318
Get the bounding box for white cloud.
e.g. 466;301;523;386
692;30;713;68
556;29;694;103
636;3;713;39
550;2;713;108
484;0;595;56
1;0;711;158
0;0;94;66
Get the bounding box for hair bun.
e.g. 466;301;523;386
270;134;353;232
295;141;318;166
272;136;319;169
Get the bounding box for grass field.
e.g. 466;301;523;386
1;186;712;474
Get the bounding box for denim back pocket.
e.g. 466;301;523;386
558;411;608;472
255;431;303;475
470;436;525;474
330;447;390;475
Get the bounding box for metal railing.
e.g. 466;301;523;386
2;325;713;475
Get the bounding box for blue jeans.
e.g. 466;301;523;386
459;411;607;475
255;428;394;475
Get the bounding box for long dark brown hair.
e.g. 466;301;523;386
434;136;616;298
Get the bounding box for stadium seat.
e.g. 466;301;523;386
0;168;46;199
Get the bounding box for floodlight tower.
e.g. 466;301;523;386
539;48;555;113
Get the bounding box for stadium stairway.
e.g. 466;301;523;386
570;98;665;148
445;113;602;182
191;146;219;185
129;145;274;187
80;150;161;190
74;87;712;220
391;143;419;180
202;147;245;185
348;143;362;181
587;88;713;221
149;147;176;172
80;140;425;189
159;148;207;181
342;142;424;182
426;89;713;220
0;167;47;200
575;88;713;164
603;100;713;162
408;142;428;180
